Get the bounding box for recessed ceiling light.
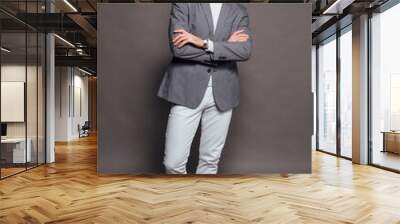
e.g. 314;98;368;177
1;47;11;53
63;0;78;12
78;67;93;76
323;0;353;15
54;34;75;48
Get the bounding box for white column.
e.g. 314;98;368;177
46;33;55;163
55;67;73;141
46;1;56;163
352;14;369;164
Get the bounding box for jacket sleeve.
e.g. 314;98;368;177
211;9;252;62
169;3;213;64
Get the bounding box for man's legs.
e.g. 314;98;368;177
163;105;202;174
164;84;232;175
196;105;232;175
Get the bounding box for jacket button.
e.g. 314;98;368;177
207;69;212;73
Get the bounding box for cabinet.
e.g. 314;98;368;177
382;132;400;154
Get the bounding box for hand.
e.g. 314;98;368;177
228;30;249;43
173;29;205;48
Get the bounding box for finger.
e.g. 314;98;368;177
232;36;240;40
177;40;188;48
173;34;187;43
237;36;248;41
230;30;242;38
236;36;249;41
234;29;245;35
173;34;185;43
236;34;249;39
174;34;190;44
232;30;241;35
237;37;248;42
234;29;244;34
230;31;242;37
235;34;248;38
174;38;185;47
177;39;189;48
236;32;248;37
230;37;247;43
232;32;247;40
175;36;188;46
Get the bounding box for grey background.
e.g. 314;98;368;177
97;3;313;174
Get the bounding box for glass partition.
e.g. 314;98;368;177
0;31;28;177
317;35;337;154
0;1;46;179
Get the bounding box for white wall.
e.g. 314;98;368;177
55;66;70;141
55;67;89;141
71;72;89;138
1;65;26;135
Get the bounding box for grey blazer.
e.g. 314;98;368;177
158;3;252;112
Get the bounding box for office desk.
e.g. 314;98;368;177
1;138;32;163
382;131;400;154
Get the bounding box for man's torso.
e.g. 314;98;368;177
158;3;248;112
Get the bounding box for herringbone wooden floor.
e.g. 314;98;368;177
1;134;400;224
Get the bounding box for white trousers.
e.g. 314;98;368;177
163;85;233;174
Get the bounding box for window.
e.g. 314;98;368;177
370;3;400;171
317;25;353;159
317;36;337;154
339;27;352;158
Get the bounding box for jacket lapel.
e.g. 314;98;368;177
200;4;214;37
214;4;232;40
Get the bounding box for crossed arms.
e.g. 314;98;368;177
169;3;252;64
